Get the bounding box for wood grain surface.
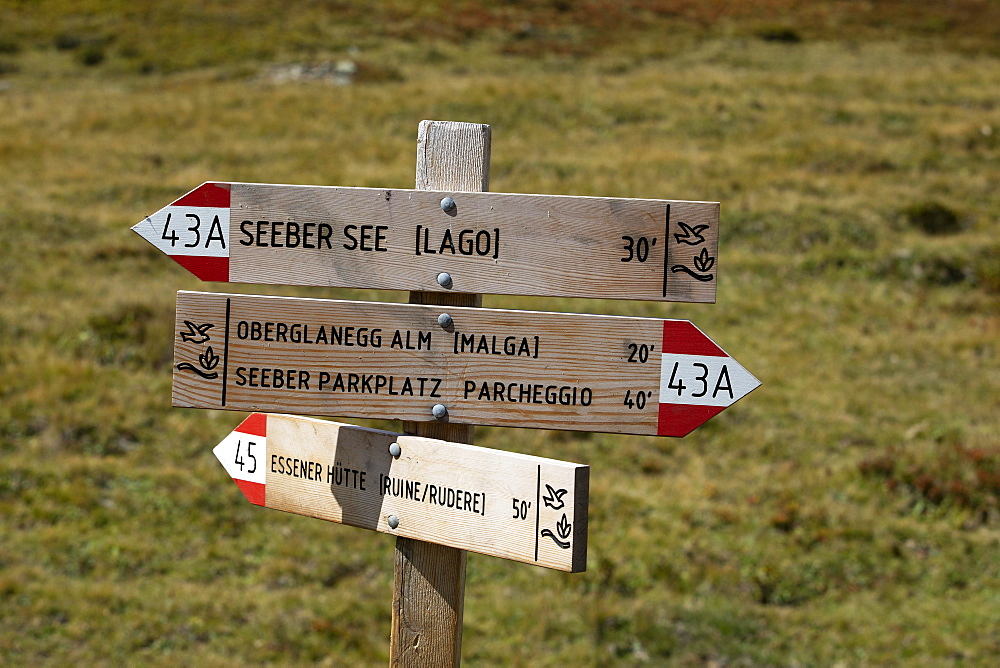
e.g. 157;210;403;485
135;181;719;302
218;414;588;572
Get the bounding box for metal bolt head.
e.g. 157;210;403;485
436;272;453;289
388;515;399;530
389;442;401;458
437;313;453;328
431;403;448;420
440;196;456;213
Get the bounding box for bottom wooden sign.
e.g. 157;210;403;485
214;413;589;572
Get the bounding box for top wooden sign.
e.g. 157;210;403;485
132;182;720;303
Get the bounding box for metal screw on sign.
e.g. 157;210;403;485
437;272;453;289
388;442;401;458
437;313;453;328
431;404;448;420
388;515;400;530
440;196;456;213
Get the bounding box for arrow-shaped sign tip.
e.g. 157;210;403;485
657;321;761;437
133;182;232;282
213;413;267;506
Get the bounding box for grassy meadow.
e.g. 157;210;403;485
1;1;998;664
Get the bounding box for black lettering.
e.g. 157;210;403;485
343;225;358;250
476;336;489;354
713;365;734;400
476;230;490;256
439;228;455;254
360;225;374;250
207;215;226;248
240;220;254;246
286;221;300;247
317;224;333;249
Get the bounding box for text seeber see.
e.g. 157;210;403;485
238;220;389;251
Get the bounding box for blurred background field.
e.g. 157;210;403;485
0;1;998;664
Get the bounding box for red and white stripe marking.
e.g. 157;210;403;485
132;182;231;281
213;412;267;506
657;321;760;437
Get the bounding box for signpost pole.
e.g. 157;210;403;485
389;120;491;667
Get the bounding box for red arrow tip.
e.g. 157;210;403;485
236;412;267;438
233;479;266;506
657;403;726;437
171;256;230;282
661;320;726;357
172;182;231;208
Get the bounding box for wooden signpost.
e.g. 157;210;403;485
135;120;760;666
132;181;720;302
173;291;759;437
214;413;588;572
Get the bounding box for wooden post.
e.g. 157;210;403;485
389;120;491;667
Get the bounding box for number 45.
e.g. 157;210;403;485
235;439;257;474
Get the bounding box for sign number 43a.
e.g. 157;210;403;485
160;211;227;249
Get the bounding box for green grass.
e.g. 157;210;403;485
1;1;998;664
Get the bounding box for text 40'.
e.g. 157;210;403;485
623;389;654;410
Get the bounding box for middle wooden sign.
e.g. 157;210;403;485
133;182;720;303
173;291;760;437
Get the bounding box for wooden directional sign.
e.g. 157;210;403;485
133;182;720;302
213;413;588;572
174;291;760;437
